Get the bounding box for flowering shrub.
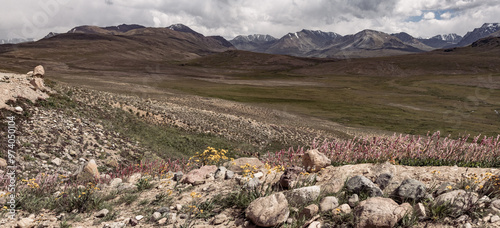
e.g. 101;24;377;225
189;146;230;166
262;131;500;168
54;182;102;213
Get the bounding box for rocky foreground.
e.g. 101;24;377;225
1;154;500;228
0;69;500;227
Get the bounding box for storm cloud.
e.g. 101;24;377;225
1;0;499;40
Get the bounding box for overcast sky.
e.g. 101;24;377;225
1;0;500;40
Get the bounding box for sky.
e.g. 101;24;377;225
1;0;500;40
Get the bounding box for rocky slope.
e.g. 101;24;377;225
1;70;500;227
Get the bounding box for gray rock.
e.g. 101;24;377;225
109;178;122;188
212;214;228;225
413;203;426;218
173;171;183;181
375;173;393;190
51;157;62;166
102;222;126;228
158;218;167;225
166;213;177;223
491;215;500;223
16;218;34;228
455;215;470;224
225;170;234;179
320;196;339;212
37;153;50;160
302;149;331;172
393;179;427;202
244;177;261;190
348;194;359;207
151;212;162;222
214;166;227;180
156;207;170;214
435;190;479;210
490;199;500;213
299;204;319;219
346;175;383;197
284;185;321;207
354;197;411;228
95;209;109;218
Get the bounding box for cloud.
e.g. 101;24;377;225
423;12;436;20
0;0;499;40
440;12;452;19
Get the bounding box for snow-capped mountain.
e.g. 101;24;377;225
431;33;462;43
232;34;277;43
264;29;343;56
230;34;277;52
417;33;462;49
458;23;500;46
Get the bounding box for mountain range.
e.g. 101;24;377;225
230;23;500;58
0;23;499;60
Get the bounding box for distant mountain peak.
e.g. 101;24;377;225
167;24;202;36
481;23;500;28
430;33;462;43
233;34;276;42
458;23;500;46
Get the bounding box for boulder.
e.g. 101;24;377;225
279;166;306;189
33;65;45;77
245;192;290;227
435;190;479;210
334;204;352;214
243;177;261;190
490;199;500;214
214;166;227;180
375;173;393;190
308;221;321;228
348;194;359;207
212;214;228;225
150;212;161;222
182;165;217;186
284;185;321;207
393;179;427;202
16;218;34;228
76;159;100;183
0;158;7;168
354;197;411;228
413;203;426;218
299;204;319;219
319;196;339;212
109;178;123;188
30;78;46;91
51;158;62;166
225;170;234;179
227;157;265;174
95;209;109;218
346;175;383;197
302;149;331;172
